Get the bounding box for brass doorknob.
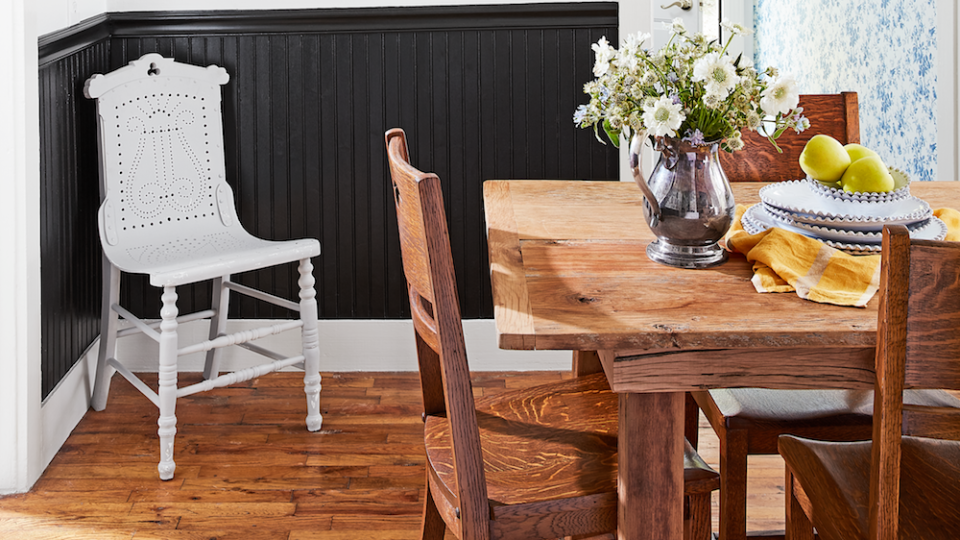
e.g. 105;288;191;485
661;0;693;9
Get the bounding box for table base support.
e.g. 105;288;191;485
618;391;684;540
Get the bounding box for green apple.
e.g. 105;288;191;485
844;143;879;163
799;134;851;183
839;155;894;193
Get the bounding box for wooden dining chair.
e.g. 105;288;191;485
686;91;960;540
720;92;860;182
778;225;960;539
385;128;720;540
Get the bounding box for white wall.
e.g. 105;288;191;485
39;0;616;38
37;0;106;37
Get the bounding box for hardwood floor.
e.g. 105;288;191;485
0;371;789;539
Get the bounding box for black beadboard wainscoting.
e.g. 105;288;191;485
37;3;619;399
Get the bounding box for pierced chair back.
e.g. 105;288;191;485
85;53;301;285
85;54;323;480
721;92;859;182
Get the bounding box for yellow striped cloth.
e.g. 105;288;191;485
722;205;960;307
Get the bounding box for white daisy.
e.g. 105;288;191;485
720;19;751;36
591;36;617;77
760;75;800;115
621;32;650;54
642;95;686;137
618;33;649;72
692;52;740;97
703;93;722;109
726;136;745;151
670;17;686;34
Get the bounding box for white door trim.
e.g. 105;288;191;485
0;0;43;495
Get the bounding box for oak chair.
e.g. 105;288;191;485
85;53;323;480
779;225;960;539
385;128;720;540
720;92;860;182
686;92;960;540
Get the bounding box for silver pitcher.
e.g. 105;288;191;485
630;131;735;269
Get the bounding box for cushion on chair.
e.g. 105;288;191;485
778;435;960;540
710;388;960;429
424;373;719;509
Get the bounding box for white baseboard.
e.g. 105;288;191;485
39;340;99;474
39;319;570;476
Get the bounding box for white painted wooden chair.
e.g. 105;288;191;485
84;53;323;480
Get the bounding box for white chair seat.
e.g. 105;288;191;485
104;229;320;287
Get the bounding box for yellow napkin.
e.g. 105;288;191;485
723;205;960;307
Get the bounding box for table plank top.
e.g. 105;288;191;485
484;180;960;353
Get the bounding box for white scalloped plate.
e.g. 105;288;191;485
805;168;911;203
761;202;931;232
759;180;931;222
742;204;947;254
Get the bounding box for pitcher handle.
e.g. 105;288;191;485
629;131;661;221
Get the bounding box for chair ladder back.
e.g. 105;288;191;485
721;92;859;182
903;242;960;391
385;129;491;539
387;129;444;415
871;225;912;539
872;227;960;538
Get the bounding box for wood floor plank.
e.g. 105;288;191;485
174;515;332;531
129;489;294;504
128;501;297;518
0;371;816;539
293;488;422;515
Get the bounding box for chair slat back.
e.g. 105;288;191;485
871;226;960;538
385;128;490;539
903;242;960;390
721;92;859;182
85;53;238;253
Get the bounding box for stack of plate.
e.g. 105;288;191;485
743;175;946;254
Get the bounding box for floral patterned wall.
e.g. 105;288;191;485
754;0;938;182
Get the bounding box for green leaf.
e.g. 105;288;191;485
593;123;607;145
603;119;621;148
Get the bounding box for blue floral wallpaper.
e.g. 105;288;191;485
754;0;938;182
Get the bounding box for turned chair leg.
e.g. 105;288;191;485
156;286;180;480
718;429;749;540
92;257;120;411
299;258;322;432
203;275;230;380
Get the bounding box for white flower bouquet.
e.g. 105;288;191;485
574;19;808;151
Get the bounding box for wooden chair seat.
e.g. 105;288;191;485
779;435;960;539
425;373;719;537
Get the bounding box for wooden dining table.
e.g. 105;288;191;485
482;179;959;540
